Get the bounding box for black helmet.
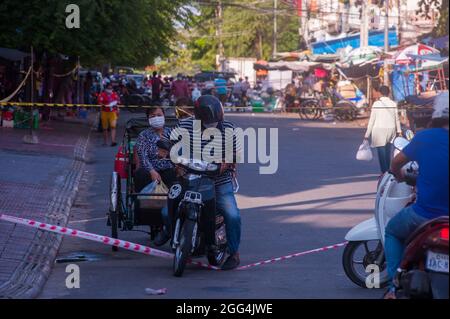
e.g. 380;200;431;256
194;95;224;124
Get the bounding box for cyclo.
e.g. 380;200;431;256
108;108;178;251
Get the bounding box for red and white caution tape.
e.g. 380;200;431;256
0;213;347;272
0;213;218;270
236;242;348;271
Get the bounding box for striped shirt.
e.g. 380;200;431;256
163;117;242;186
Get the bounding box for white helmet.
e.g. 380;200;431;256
432;91;449;119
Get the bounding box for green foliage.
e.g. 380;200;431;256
417;0;449;37
185;0;303;70
0;0;191;67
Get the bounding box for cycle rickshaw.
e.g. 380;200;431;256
107;109;178;251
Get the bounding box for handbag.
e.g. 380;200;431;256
356;140;373;161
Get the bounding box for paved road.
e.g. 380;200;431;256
39;112;383;299
0;117;93;297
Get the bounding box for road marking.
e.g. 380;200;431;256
68;217;108;224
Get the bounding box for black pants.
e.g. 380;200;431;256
134;168;177;192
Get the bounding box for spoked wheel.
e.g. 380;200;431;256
109;172;121;252
335;101;358;122
342;240;389;288
173;219;196;277
300;100;322;120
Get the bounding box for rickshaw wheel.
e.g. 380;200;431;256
335;101;357;122
110;172;121;252
300;100;321;120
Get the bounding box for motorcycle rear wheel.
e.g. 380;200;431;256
342;240;389;288
207;245;227;266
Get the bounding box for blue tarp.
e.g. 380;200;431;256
311;28;398;55
391;68;415;102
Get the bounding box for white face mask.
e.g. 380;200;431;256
148;116;165;129
203;122;218;129
105;89;113;94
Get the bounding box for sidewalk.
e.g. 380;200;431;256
0;113;96;298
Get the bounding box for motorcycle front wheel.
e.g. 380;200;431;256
173;219;196;277
342;240;389;288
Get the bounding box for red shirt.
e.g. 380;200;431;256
98;91;120;112
171;80;190;99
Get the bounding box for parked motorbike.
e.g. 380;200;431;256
343;136;449;298
170;158;236;277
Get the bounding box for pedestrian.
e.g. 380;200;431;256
84;72;93;105
214;74;228;104
171;73;190;103
98;83;120;147
191;83;202;102
364;85;402;173
151;71;164;103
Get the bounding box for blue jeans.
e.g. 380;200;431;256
215;182;241;255
162;182;241;254
376;143;393;174
385;206;429;286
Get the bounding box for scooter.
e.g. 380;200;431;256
342;136;418;288
169;159;238;277
343;137;449;298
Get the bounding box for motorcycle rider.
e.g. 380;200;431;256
383;91;449;299
162;95;242;270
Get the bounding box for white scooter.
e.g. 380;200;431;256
342;135;418;288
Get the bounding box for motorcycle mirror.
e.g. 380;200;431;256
393;137;410;151
405;130;415;141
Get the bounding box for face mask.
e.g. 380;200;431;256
106;89;113;94
203;122;218;129
148;116;165;128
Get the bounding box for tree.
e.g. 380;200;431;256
184;0;303;70
417;0;449;37
0;0;191;67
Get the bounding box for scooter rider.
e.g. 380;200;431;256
162;95;242;270
383;91;449;299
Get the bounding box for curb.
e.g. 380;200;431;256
0;121;93;298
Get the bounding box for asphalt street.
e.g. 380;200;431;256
39;112;383;299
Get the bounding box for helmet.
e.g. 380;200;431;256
194;95;224;125
432;91;449;119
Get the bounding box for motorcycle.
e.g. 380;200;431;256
343;136;449;298
170;158;237;277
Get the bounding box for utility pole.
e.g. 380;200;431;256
384;0;390;85
360;1;369;48
301;0;309;50
273;0;278;58
216;0;225;71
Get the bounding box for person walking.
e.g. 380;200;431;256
171;73;190;103
364;85;402;173
98;83;120;146
151;71;164;103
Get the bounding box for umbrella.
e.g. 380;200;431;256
341;46;383;66
394;44;440;65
